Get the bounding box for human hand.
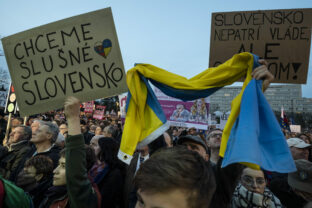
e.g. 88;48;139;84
64;96;80;120
251;59;274;91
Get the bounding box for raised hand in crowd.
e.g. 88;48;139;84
251;59;274;91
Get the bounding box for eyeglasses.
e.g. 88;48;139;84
209;133;222;138
241;175;265;187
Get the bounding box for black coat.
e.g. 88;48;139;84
97;166;124;208
0;140;32;181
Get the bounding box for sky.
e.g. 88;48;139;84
0;0;312;97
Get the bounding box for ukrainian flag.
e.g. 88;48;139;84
118;52;296;173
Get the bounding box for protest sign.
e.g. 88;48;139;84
153;87;210;130
93;105;106;120
209;8;312;84
290;124;301;133
1;7;128;116
83;101;94;113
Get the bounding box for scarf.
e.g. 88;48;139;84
231;183;282;208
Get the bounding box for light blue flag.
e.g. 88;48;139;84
222;79;296;173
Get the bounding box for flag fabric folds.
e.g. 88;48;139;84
221;79;296;173
118;52;296;174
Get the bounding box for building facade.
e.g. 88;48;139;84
209;84;312;114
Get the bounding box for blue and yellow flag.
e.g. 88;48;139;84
118;52;296;173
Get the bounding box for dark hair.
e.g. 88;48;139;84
98;137;119;168
148;134;167;156
25;155;54;177
135;146;216;208
13;117;24;124
60;146;96;171
17;125;32;141
85;145;96;171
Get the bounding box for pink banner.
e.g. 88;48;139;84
153;87;210;130
83;101;94;113
92;105;106;120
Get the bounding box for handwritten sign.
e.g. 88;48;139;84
209;8;312;84
290;124;301;133
1;8;128;116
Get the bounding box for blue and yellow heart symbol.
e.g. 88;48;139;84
94;39;112;58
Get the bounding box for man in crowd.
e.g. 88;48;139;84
134;147;216;208
80;120;94;144
270;159;312;207
206;128;223;164
0;125;32;181
287;137;311;160
177;135;209;161
59;123;68;136
124;145;150;208
30;121;61;168
102;125;116;138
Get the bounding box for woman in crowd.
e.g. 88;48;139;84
231;167;282;208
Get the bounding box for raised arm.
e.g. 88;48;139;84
64;97;99;208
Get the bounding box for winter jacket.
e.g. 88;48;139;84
0;140;32;181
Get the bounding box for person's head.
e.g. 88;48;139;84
206;129;223;149
94;126;102;136
176;104;184;113
287;138;311;160
80;120;88;133
188;127;197;136
85;145;97;171
24;155;54;182
90;135;104;158
177;135;209;161
134;147;216;208
31;121;59;145
98;137;119;167
163;132;173;148
59;123;68;136
102;125;115;138
298;133;311;144
53;150;66;186
11;117;23;130
288;159;312;201
137;145;149;157
172;127;179;137
31;119;44;135
90;124;97;134
9;125;32;144
240;167;266;195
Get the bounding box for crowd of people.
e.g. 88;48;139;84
0;63;311;208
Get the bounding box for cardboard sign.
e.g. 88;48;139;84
209;8;312;84
1;8;128;116
290;124;301;133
